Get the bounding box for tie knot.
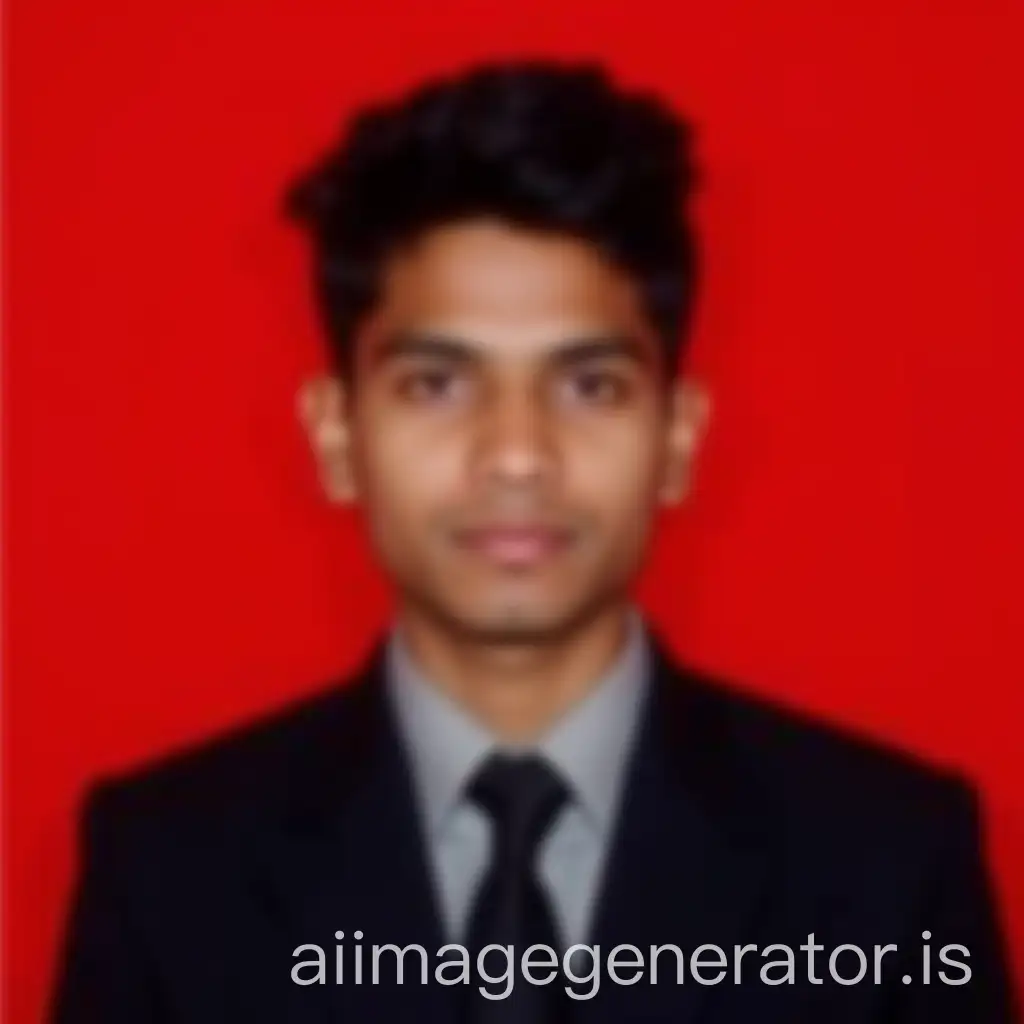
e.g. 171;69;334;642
466;753;569;857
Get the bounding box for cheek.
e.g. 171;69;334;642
354;419;465;519
567;423;665;514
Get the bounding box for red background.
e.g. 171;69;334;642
6;0;1024;1018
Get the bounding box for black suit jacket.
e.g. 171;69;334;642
52;632;1018;1022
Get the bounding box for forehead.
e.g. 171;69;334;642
364;219;655;356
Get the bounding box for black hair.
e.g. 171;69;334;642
284;60;701;371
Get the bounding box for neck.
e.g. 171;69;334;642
394;601;635;744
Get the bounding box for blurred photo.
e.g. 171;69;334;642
49;60;1017;1023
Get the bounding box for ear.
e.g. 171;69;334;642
296;375;358;503
659;377;712;506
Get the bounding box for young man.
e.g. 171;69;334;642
53;62;1015;1022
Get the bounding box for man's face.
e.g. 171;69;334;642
301;219;709;643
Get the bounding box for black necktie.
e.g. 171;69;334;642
461;753;571;1023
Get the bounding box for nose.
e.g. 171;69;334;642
471;387;557;489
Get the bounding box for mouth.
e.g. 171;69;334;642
452;524;575;568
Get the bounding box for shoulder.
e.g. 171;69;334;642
78;665;374;849
670;658;981;853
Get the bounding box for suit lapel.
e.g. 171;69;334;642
582;633;773;1024
246;642;457;1023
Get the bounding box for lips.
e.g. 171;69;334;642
455;525;573;566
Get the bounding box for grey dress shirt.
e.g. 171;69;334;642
385;609;650;950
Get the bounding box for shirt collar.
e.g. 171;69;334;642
386;637;495;836
386;608;649;838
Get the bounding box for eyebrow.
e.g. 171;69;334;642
372;331;654;368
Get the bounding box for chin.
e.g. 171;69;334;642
444;594;588;646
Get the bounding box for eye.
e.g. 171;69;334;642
396;367;468;403
563;367;631;405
